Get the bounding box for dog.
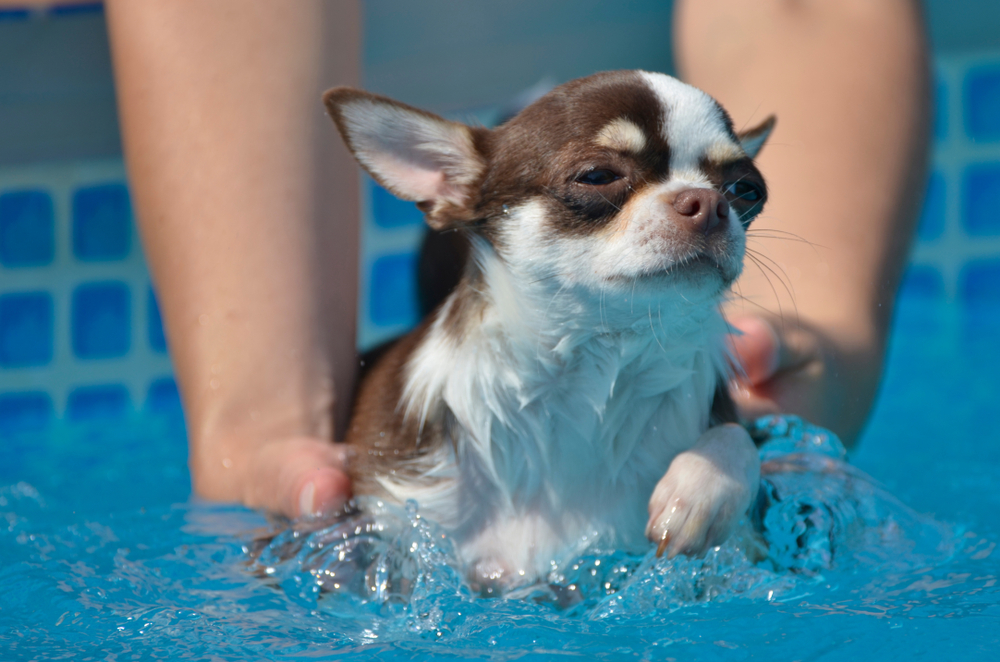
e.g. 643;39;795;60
324;70;775;591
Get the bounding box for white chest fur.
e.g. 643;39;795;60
376;251;729;578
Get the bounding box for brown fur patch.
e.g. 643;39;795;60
709;377;740;427
346;320;449;496
472;71;672;240
697;156;768;226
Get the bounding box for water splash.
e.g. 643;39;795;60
250;416;960;626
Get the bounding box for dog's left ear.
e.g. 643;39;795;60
738;115;776;159
324;87;487;230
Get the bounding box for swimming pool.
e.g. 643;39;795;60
2;5;1000;659
1;291;997;660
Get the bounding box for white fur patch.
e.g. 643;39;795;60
595;117;647;154
389;218;731;579
638;72;742;173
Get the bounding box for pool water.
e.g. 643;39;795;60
1;293;998;661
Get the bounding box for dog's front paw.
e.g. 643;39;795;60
646;424;760;558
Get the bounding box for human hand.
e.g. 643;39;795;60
646;424;760;558
726;314;882;448
189;434;352;520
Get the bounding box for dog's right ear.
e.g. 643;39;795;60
324;88;487;230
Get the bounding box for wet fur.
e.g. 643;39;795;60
331;70;772;584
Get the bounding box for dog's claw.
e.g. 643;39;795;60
656;533;670;558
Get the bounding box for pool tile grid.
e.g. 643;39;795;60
6;54;1000;430
0;159;172;429
911;54;1000;303
357;176;427;350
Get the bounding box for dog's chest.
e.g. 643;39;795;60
481;331;717;502
396;326;722;576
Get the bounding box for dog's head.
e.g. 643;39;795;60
326;71;773;321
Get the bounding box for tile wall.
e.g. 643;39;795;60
1;12;999;433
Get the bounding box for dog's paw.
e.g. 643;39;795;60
645;424;760;558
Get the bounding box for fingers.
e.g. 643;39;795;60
728;315;822;386
192;435;353;520
292;464;353;519
255;437;352;519
727;314;827;422
727;315;781;385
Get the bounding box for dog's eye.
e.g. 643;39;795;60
577;169;621;186
722;181;763;203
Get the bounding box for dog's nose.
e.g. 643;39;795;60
672;189;730;235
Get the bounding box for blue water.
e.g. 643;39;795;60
2;294;998;660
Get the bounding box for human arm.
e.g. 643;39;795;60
674;0;932;446
104;0;361;517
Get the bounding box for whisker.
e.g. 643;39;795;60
648;304;666;353
526;273;564;285
746;227;825;252
594;188;622;212
746;247;798;308
744;252;796;325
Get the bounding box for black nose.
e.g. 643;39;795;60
672;189;730;235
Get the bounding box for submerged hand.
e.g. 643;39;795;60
190;435;352;519
726;314;881;448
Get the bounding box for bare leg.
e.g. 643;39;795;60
675;0;931;445
105;0;360;517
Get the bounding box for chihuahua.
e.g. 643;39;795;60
325;70;774;590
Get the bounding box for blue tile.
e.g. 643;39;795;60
148;288;167;353
72;281;130;359
370;252;419;327
934;77;947;142
918;171;946;241
371;181;425;229
962;163;1000;236
899;264;944;300
66;384;130;423
0;292;53;368
146;377;182;415
0;8;30;21
965;65;1000;142
49;3;103;16
72;183;132;261
0;190;55;267
0;392;52;434
959;258;1000;305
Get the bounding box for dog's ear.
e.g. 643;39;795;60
738;115;776;159
324;87;486;230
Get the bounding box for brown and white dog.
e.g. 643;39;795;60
325;71;774;590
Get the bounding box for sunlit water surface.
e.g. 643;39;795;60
2;295;998;660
